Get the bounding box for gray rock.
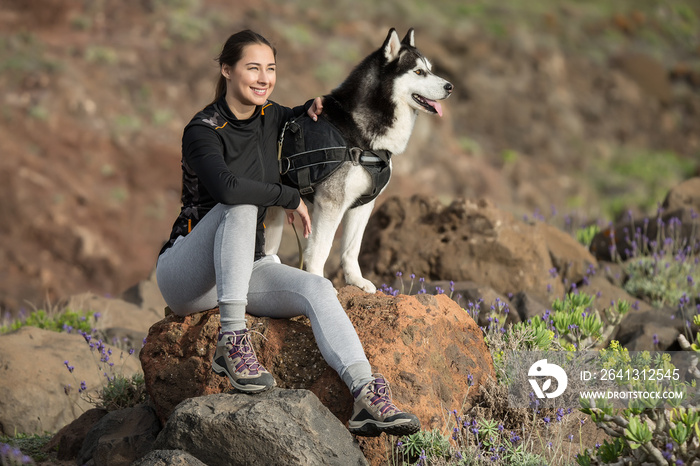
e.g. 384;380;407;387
662;177;700;213
511;291;548;322
598;261;626;288
121;268;168;316
577;275;653;315
77;404;161;466
615;309;685;351
533;221;598;285
43;407;108;460
132;450;208;466
153;390;368;466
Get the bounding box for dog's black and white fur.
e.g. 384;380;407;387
266;28;453;293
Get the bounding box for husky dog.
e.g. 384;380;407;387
266;28;453;293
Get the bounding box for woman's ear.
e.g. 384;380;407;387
221;64;231;80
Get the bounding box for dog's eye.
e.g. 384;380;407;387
415;69;424;76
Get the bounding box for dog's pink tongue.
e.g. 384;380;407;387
427;99;443;117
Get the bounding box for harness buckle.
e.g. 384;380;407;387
349;147;362;165
279;158;291;175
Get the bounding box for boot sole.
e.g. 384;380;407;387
348;417;421;437
212;361;276;394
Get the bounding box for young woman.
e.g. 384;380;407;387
155;29;419;437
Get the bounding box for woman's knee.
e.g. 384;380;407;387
300;273;338;299
216;203;258;221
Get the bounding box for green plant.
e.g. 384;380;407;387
84;45;119;65
395;429;452;464
99;373;147;411
0;308;97;335
490;292;628;357
27;105;48;121
446;411;554;466
0;32;61;77
500;149;519;165
592;149;695;220
0;432;54;464
578;341;699;465
550;293;629;350
575;225;600;248
624;256;700;309
63;337;143;413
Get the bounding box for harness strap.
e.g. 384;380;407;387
351;151;392;208
297;169;313;195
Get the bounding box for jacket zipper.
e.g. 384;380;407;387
257;124;266;181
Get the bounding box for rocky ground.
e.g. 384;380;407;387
1;0;699;315
0;178;697;464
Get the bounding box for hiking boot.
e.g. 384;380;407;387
211;329;276;393
348;374;420;437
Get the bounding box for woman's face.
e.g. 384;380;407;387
222;43;276;117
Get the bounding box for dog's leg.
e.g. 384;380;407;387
263;206;286;256
304;198;344;278
340;200;377;293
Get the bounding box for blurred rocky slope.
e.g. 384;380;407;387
1;0;699;313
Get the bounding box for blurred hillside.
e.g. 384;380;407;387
1;0;699;314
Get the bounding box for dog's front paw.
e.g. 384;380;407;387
346;276;377;294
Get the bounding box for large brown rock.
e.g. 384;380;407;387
590;207;699;262
533;221;598;285
590;177;700;262
663;177;700;214
0;327;142;436
358;195;564;304
140;286;495;464
138;309;228;425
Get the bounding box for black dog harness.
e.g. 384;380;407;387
277;114;392;208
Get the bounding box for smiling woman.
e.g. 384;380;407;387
154;29;421;438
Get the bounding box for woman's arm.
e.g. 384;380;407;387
183;126;300;209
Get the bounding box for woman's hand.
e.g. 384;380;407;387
307;96;324;121
285;199;312;238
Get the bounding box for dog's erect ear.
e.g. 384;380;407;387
401;28;415;48
383;28;402;62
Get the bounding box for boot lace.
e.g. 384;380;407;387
367;375;400;416
226;330;266;375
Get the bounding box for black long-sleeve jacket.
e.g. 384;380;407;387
159;96;307;258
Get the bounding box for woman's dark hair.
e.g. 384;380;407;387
211;30;277;104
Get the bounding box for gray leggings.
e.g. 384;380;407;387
156;203;373;392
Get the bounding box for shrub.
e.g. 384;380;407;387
577;341;699;465
624;255;700;309
99;373;147;411
63;334;144;413
394;429;452;464
0;441;35;465
614;211;699;313
0;308;97;335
